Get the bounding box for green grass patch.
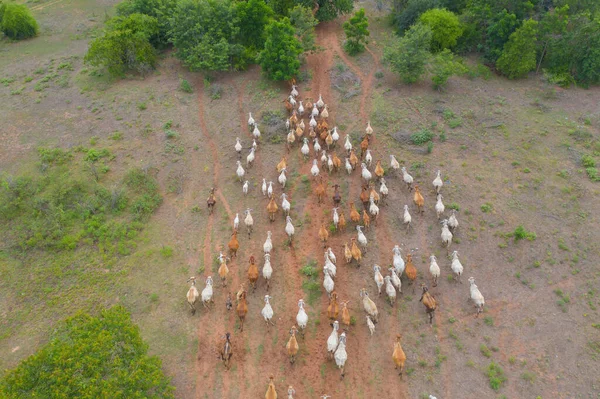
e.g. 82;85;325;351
300;259;321;306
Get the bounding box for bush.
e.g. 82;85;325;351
510;225;536;242
410;128;434;145
0;306;175;398
486;362;507;391
393;0;439;34
179;78;193;93
0;3;39;40
582;154;596;168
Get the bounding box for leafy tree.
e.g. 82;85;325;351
536;5;569;72
235;0;274;50
0;3;38;40
169;0;242;72
116;0;176;47
265;0;295;17
343;8;369;55
297;0;354;22
384;22;432;83
545;13;600;87
393;0;440;34
429;49;468;89
85;14;159;76
496;19;538;79
258;17;303;80
289;5;318;52
419;8;463;51
484;9;519;62
0;306;175;399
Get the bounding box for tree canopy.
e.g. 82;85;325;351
169;0;242;71
496;19;538;79
0;306;175;399
418;8;463;51
258;17;303;80
84;13;159;76
289;5;318;52
343;8;369;55
235;0;275;50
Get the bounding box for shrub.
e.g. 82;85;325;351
179;78;193;93
258;18;303;81
0;306;175;398
510;225;536;242
582;154;596;168
496;19;539;79
0;3;38;40
486;362;507;391
410;128;434;145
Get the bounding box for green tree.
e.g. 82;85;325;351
0;306;175;398
419;8;463;51
484;9;519;62
545;13;600;87
393;0;440;34
343;8;369;55
0;3;38;40
85;14;159;76
265;0;295;17
496;19;538;79
258;17;303;81
429;48;468;89
289;5;318;52
169;0;242;72
536;5;569;72
384;22;432;83
116;0;176;47
235;0;274;50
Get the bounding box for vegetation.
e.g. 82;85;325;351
418;8;463;52
85;14;159;76
384;23;432;84
0;306;175;398
410;128;434;145
430;49;467;90
391;0;600;87
509;225;537;242
169;0;242;72
258;18;303;81
0;148;161;254
343;8;370;55
0;3;38;40
486;362;507;391
496;19;539;79
289;5;318;52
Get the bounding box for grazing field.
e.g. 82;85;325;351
1;1;600;398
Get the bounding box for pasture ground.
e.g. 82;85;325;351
1;1;600;398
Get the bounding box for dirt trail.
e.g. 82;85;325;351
299;21;410;399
